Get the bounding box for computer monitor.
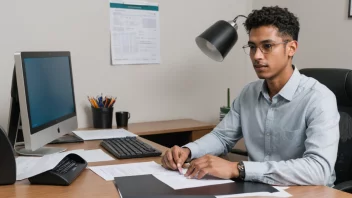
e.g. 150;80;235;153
8;51;77;156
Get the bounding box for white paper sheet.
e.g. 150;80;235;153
89;161;173;180
72;128;136;140
74;149;115;163
16;150;83;180
109;0;160;65
89;161;233;190
153;174;234;190
215;186;292;197
16;157;42;180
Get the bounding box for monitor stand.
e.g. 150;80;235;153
8;67;66;156
16;147;66;156
10;117;66;156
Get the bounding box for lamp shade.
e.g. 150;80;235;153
195;20;238;62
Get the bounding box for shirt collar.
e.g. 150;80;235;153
259;80;269;100
259;65;301;101
278;66;301;101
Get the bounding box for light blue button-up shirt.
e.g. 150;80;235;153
184;67;340;186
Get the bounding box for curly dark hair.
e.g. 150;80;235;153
244;6;300;41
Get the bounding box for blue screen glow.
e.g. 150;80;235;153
23;57;75;128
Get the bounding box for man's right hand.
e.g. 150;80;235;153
161;146;190;170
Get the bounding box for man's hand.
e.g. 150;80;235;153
161;146;190;171
185;155;239;179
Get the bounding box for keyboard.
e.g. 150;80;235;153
100;136;162;159
28;154;87;186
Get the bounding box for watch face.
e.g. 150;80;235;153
237;162;245;180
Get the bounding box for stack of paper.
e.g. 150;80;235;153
72;128;136;140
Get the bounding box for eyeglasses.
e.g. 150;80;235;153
242;41;290;55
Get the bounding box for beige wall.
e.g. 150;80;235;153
0;0;252;129
2;0;349;130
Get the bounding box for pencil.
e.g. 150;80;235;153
87;96;94;107
104;97;109;107
88;96;99;108
92;99;99;108
108;97;116;108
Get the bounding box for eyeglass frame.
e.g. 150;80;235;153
242;40;291;55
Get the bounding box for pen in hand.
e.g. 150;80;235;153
177;163;183;175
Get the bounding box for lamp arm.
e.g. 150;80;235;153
233;15;247;22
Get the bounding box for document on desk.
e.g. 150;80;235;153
75;149;115;162
89;161;171;180
153;174;234;190
16;156;41;181
109;0;160;65
16;150;83;180
72;128;136;140
89;161;233;189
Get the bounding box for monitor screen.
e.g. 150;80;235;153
22;56;76;134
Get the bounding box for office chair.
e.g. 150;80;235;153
231;68;352;193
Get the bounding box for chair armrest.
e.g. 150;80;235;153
334;180;352;193
230;148;248;156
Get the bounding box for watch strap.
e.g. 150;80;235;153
237;161;246;180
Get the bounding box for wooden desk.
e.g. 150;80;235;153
126;119;216;148
0;138;166;198
0;119;351;198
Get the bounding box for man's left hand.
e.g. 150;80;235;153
184;154;239;179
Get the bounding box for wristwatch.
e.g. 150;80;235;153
237;161;246;180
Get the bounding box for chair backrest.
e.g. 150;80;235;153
300;68;352;185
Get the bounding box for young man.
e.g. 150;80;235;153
162;6;340;186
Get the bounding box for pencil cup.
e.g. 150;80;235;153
92;107;113;129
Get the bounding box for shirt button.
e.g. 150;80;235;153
266;133;270;136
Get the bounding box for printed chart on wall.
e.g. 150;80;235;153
110;1;160;65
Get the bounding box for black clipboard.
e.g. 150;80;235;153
114;174;278;198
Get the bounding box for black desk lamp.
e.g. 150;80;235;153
195;15;247;62
196;15;247;120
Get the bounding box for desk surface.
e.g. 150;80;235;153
122;118;216;136
1;119;351;198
